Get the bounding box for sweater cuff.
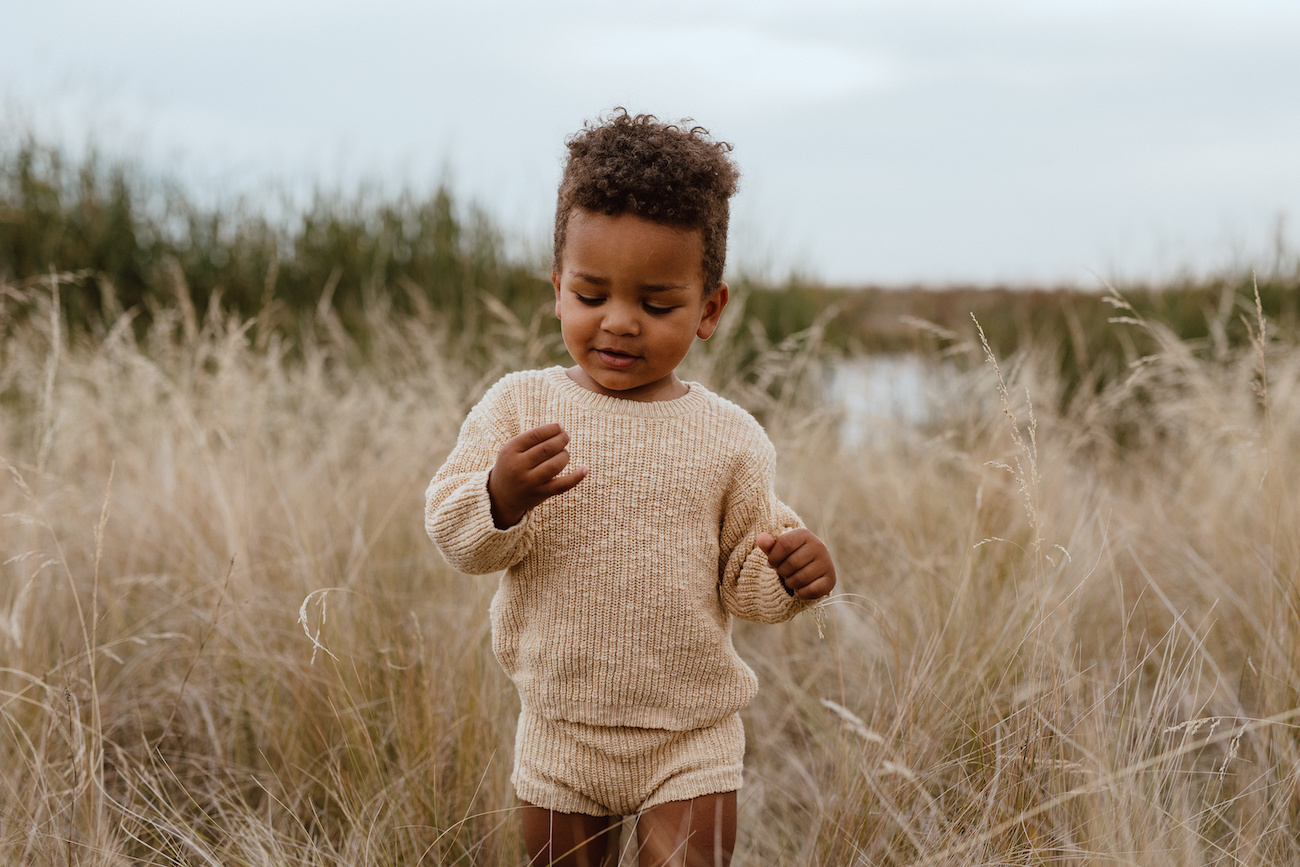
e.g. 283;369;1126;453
426;470;534;574
734;545;813;623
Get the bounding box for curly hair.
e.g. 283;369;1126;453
553;109;740;292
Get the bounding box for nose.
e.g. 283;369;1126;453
600;300;640;336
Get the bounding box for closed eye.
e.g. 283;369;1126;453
644;304;676;315
575;294;604;306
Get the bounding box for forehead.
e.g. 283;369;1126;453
561;210;705;284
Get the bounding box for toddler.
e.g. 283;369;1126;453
425;110;835;867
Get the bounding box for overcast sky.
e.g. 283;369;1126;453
4;0;1299;286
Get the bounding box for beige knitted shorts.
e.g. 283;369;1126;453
511;709;746;817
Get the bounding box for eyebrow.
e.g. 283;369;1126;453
570;271;691;292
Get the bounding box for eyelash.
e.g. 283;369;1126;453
575;295;675;315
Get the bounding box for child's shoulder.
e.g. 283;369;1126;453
472;367;561;402
462;368;556;424
687;382;775;451
489;367;556;389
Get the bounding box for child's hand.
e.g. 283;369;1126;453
756;529;836;600
488;423;587;529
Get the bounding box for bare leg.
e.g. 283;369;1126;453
633;791;736;867
520;801;620;867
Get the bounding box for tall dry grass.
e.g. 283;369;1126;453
2;275;1298;865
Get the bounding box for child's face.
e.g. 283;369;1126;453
553;209;727;402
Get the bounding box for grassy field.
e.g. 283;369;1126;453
2;263;1298;864
4;133;1300;864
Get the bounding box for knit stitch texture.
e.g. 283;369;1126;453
425;367;810;730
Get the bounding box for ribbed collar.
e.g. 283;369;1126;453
542;366;713;419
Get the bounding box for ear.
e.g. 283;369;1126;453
696;282;729;340
552;268;562;319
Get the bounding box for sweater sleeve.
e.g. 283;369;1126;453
425;377;536;574
718;433;814;624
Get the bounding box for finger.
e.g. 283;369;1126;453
755;532;776;553
794;573;836;600
781;558;828;589
771;543;818;578
764;529;809;566
521;428;569;461
527;448;572;483
509;423;566;455
540;466;587;497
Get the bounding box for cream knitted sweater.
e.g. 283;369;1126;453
425;367;810;730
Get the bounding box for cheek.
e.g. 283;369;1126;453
654;323;696;353
558;306;592;337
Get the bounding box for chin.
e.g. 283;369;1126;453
593;375;646;394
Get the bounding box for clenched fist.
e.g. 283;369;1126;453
756;529;836;600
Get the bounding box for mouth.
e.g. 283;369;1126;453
595;349;639;369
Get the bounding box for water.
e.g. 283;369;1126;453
826;354;943;444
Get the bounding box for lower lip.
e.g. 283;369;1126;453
596;350;638;369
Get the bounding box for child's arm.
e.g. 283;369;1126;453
425;379;577;574
717;436;834;623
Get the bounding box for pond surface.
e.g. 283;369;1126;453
826;354;951;444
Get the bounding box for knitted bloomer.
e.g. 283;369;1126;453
512;709;745;816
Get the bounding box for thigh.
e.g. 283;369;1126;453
633;791;736;867
521;801;620;867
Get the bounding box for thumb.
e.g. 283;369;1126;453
756;532;776;553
